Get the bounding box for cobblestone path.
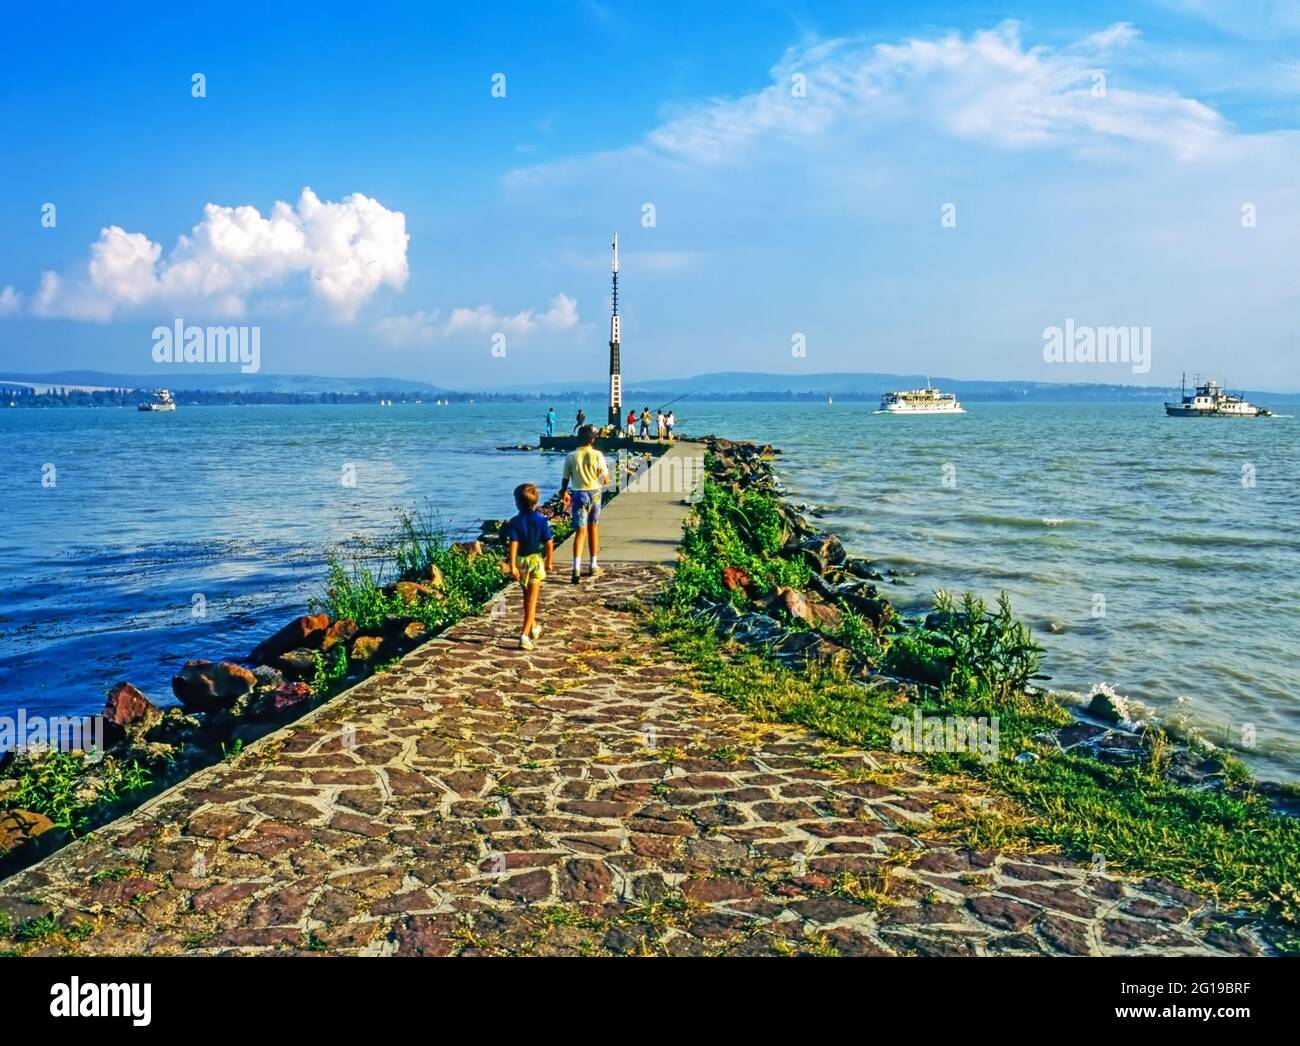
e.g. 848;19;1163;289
0;565;1269;956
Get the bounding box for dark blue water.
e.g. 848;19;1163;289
3;400;1297;780
0;402;574;723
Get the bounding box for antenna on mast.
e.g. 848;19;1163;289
610;234;619;327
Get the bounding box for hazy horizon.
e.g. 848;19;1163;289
3;365;1298;397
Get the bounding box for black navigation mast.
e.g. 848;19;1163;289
607;233;622;429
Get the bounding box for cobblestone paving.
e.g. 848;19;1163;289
0;566;1269;956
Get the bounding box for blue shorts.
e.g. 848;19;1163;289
570;489;602;527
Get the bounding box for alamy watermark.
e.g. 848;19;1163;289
50;977;151;1026
890;708;999;764
1;709;105;760
152;318;261;373
624;453;703;496
1042;319;1150;374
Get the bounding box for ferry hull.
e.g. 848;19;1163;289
878;405;965;415
1164;404;1269;417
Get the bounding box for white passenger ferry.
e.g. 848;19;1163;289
878;383;964;414
1164;376;1272;418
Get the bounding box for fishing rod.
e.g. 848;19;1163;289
652;383;711;414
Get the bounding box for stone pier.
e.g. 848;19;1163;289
0;448;1268;956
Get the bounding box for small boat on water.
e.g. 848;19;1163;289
878;383;964;414
1165;375;1272;418
137;389;176;412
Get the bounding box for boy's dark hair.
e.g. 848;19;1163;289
514;483;539;511
579;424;597;445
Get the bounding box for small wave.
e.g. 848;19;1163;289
1123;551;1273;574
1165;531;1300;551
963;512;1077;529
1049;680;1297;772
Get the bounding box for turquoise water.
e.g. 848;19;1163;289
3;400;1298;780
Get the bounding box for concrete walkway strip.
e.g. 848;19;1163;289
599;441;702;565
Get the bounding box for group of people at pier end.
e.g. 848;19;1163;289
542;405;676;441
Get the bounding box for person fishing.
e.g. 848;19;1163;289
544;406;556;437
573;408;586;435
638;407;651;439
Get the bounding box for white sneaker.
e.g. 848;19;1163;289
519;635;534;650
530;622;543;640
587;564;605;577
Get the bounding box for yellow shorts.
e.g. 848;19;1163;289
517;553;546;587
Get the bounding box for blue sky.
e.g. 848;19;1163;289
2;0;1299;389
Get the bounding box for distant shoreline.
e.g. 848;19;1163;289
8;390;1298;409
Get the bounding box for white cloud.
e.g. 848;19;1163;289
864;25;1224;156
31;188;408;322
632;250;700;274
508;20;1231;188
1076;22;1140;50
376;293;580;346
0;286;22;317
1158;1;1300;39
374;309;442;346
446;293;580;336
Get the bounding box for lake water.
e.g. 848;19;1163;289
3;399;1297;780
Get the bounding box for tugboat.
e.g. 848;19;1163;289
878;382;964;414
137;388;176;412
1164;375;1272;417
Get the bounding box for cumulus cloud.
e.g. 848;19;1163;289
376;293;580;346
31;188;408;322
0;286;22;317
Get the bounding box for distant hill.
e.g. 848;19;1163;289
0;370;449;395
2;369;1293;405
499;371;1297;403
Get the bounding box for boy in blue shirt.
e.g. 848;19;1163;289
503;483;554;649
